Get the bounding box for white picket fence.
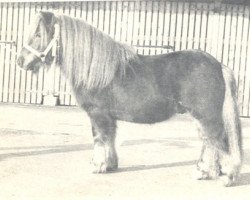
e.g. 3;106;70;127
0;1;250;117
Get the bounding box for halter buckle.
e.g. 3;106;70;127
40;53;46;62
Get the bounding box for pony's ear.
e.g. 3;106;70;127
39;11;55;28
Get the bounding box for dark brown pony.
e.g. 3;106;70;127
17;11;242;186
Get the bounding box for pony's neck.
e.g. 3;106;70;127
57;14;138;90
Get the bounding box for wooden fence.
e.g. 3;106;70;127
1;1;250;117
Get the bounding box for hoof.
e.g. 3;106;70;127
220;175;234;187
194;169;210;180
219;173;238;187
92;144;118;173
196;162;220;180
106;162;118;172
92;162;108;173
92;161;118;173
92;144;107;173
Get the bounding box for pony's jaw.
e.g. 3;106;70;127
17;53;42;72
24;60;41;72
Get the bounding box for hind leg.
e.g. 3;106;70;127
196;118;240;186
196;141;220;180
218;147;242;186
194;118;225;180
89;109;118;173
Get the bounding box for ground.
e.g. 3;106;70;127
0;103;250;200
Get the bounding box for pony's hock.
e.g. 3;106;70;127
17;11;243;187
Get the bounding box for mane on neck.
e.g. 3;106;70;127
57;14;139;90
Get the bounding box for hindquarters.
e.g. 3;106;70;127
194;65;242;185
168;51;242;186
172;51;225;121
190;64;242;186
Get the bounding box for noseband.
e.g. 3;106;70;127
24;24;60;63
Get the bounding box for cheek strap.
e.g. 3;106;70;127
24;24;60;63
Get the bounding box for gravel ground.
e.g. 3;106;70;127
0;103;250;200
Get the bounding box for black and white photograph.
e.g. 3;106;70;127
0;0;250;199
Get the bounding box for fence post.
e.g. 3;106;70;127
43;65;59;106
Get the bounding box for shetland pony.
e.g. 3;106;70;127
17;11;242;186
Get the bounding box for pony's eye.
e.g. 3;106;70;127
35;33;41;38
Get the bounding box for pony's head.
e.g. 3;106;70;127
18;11;139;89
17;11;57;72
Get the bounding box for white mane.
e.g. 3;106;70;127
57;14;139;89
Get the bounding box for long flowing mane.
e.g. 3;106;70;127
57;14;139;89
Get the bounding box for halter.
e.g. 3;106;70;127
24;24;60;63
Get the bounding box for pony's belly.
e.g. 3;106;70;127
113;101;176;124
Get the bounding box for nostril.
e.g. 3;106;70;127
17;56;24;66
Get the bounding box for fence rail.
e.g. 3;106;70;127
0;1;250;117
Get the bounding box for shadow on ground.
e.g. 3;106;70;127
1;138;249;187
0;144;92;161
1;143;250;187
122;138;198;148
234;173;250;187
118;160;196;173
0;137;198;161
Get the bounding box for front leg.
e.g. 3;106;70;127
89;109;118;173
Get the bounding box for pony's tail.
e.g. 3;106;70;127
221;65;243;176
